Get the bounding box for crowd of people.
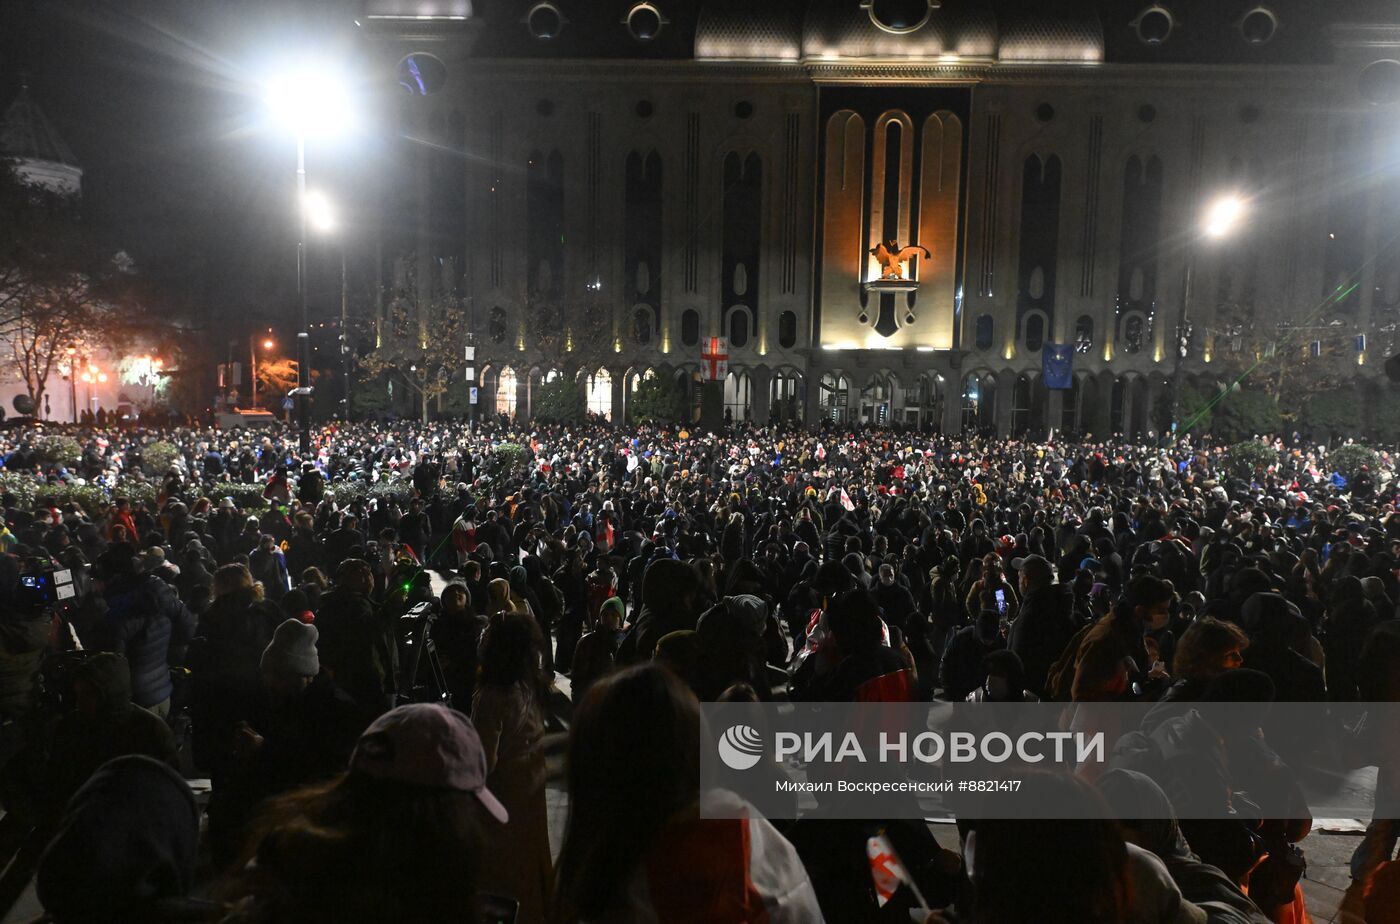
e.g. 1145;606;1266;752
0;416;1398;923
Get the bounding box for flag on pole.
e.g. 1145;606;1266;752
867;832;929;909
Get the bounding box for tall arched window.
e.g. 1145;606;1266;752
495;367;518;416
728;307;750;348
680;310;700;346
489;307;508;344
632;308;652;345
1017;154;1062;335
1124;315;1144;354
1118;155;1164;316
1075;314;1094;353
1024;314;1045;352
975;314;995;351
586;368;612;419
778;311;798;349
722;151;762;347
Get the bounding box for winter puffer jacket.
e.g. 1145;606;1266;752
89;575;196;708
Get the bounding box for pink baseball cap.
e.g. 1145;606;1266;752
350;703;508;824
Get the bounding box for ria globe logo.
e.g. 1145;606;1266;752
718;724;764;770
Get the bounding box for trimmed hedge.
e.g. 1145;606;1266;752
1223;440;1279;479
1328;443;1380;479
491;442;528;472
142;441;183;476
35;435;82;467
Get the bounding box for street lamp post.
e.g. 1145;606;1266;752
66;347;78;424
303;190;344;420
266;65;353;457
341;247;350;418
1167;194;1247;438
251;335;274;407
296;133;311;455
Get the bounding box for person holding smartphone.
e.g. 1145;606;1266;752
963;553;1018;627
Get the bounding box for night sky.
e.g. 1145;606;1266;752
0;0;380;365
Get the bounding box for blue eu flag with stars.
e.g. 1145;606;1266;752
1042;343;1074;390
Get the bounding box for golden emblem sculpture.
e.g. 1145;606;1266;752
868;240;931;280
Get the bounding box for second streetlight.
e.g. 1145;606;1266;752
1168;192;1251;437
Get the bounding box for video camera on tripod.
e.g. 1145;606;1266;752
14;560;77;615
398;601;452;708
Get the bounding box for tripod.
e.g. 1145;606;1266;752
398;601;453;708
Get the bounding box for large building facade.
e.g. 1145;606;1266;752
362;0;1400;434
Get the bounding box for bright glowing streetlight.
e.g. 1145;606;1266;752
1202;194;1247;239
263;66;356;139
304;190;337;234
263;338;276;350
263;61;354;456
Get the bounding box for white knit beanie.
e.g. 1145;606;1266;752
260;619;320;678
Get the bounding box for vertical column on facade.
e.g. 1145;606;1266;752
1091;374;1113;437
1144;379;1159;438
611;367;625;423
805;372;822;425
995;378;1013;434
1046;388;1063;435
942;371;962;432
751;366;772;426
1120;380;1135;437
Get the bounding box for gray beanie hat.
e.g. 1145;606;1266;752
260;618;320;678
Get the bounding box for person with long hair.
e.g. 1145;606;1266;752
554;663;822;923
473;611;553;922
223;703;505;923
1165;617;1248;702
